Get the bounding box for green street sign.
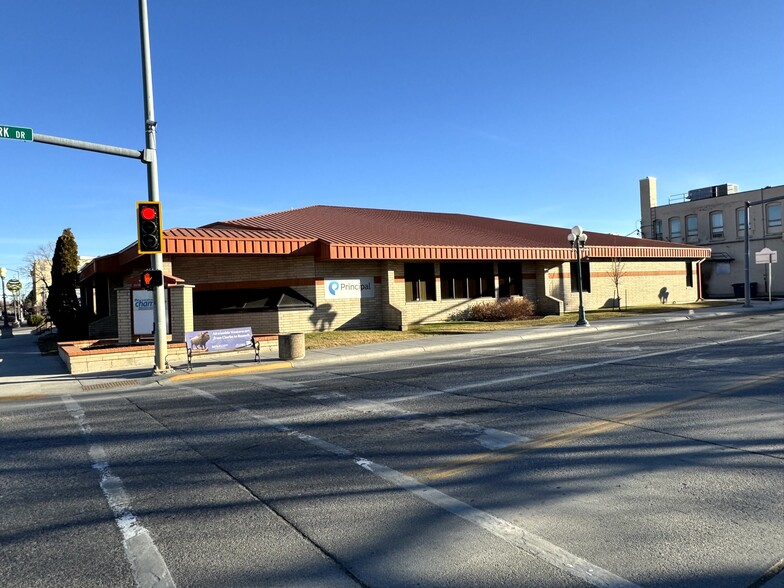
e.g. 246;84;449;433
0;125;33;141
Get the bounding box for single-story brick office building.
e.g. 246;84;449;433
79;205;711;338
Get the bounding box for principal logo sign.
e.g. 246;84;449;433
325;277;375;299
132;290;171;335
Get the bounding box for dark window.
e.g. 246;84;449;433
498;262;522;297
440;262;494;299
570;261;591;293
686;262;694;288
404;263;436;302
194;287;314;315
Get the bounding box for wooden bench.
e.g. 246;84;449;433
185;327;260;370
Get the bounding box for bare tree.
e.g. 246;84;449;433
609;258;626;310
23;241;56;311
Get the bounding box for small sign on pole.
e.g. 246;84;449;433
755;248;778;303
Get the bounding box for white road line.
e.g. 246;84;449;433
354;458;640;588
62;396;176;588
445;332;775;392
338;398;528;449
184;385;639;588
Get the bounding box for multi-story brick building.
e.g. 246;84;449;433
640;178;783;298
79;205;710;337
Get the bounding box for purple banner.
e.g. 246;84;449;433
185;327;254;352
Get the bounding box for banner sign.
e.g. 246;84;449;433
324;277;375;299
132;290;171;335
185;327;254;352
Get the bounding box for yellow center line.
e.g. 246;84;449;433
413;371;784;482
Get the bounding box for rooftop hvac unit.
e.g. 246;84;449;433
687;183;739;201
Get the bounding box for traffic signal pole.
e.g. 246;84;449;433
139;0;168;373
4;2;169;371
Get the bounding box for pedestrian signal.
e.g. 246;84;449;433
140;270;163;290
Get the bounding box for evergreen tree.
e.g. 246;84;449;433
47;228;83;340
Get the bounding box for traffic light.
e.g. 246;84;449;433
140;269;163;290
136;201;164;254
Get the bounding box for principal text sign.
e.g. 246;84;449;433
324;277;375;299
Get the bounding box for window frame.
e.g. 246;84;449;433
767;203;782;233
440;262;494;300
736;207;746;238
710;211;724;240
686;214;698;240
404;262;436;302
669;217;682;241
569;261;591;293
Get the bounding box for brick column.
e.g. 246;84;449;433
169;284;194;343
116;286;133;345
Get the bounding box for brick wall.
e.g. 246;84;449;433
547;259;697;310
164;254;701;333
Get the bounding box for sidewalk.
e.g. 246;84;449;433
2;300;783;396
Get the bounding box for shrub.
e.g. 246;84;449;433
452;297;537;322
27;313;45;327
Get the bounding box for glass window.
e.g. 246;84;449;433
669;218;682;240
440;262;494;299
685;262;694;288
710;211;724;239
404;263;436;302
736;207;746;237
654;219;663;240
498;262;522;297
194;288;314;314
686;215;698;239
569;261;591;293
767;203;782;232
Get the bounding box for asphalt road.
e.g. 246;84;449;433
1;312;783;587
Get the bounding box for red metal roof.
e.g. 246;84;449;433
80;205;711;280
202;205;711;260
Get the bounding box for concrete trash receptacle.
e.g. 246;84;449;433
279;333;305;360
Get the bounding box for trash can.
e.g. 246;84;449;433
731;282;759;298
279;333;305;360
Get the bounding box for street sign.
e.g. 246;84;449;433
755;247;778;265
5;278;23;292
0;125;34;142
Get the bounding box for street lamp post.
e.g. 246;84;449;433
0;267;7;327
567;226;590;327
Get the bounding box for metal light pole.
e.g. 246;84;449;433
567;226;590;327
139;0;168;373
0;267;7;327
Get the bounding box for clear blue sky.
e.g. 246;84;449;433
2;1;783;283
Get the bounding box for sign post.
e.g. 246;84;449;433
755;248;778;303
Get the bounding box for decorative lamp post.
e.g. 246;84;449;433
567;226;590;327
0;267;7;327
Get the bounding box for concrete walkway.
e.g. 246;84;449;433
1;300;783;396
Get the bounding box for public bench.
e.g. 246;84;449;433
185;326;260;370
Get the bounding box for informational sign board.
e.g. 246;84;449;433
755;247;778;265
132;290;171;335
324;277;375;299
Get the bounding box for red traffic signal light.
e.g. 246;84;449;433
140;269;163;290
136;201;164;254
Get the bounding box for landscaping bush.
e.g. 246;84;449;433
452;297;537;322
27;313;45;327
